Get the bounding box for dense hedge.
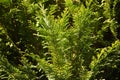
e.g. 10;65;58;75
0;0;120;80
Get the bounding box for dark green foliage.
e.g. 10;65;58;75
0;0;120;80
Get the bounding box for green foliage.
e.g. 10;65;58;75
0;0;120;80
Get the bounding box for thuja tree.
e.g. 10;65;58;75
0;0;120;80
